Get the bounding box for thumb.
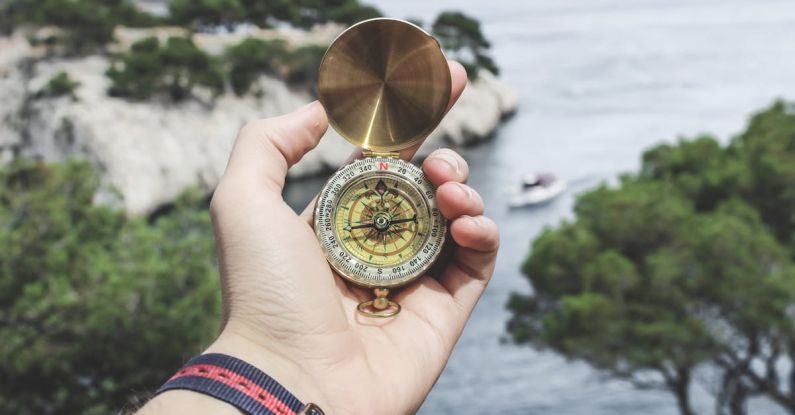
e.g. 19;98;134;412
223;101;328;192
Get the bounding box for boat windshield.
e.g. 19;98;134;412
522;174;555;189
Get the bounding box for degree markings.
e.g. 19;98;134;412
315;158;447;285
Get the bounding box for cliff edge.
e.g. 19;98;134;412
0;26;518;215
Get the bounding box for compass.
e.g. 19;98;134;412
313;18;451;318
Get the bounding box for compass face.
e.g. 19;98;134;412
314;158;446;288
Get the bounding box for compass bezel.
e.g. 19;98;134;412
314;157;447;289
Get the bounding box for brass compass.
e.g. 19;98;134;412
314;18;451;318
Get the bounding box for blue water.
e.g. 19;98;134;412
284;0;795;413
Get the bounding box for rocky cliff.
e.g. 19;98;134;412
0;26;517;215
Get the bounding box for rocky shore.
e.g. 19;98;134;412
0;26;517;215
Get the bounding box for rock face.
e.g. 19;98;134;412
0;27;518;215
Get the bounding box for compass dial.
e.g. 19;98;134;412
314;158;446;288
336;175;426;267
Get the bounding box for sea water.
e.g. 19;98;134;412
284;0;795;413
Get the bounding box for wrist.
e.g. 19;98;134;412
205;323;331;412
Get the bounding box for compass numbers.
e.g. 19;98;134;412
314;158;447;287
335;176;427;267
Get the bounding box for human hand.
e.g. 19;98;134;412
143;61;499;415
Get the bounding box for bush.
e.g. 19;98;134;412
432;11;499;78
224;38;325;96
0;2;13;35
167;0;381;30
285;0;381;29
5;0;159;53
0;160;220;415
168;0;245;30
35;72;80;100
324;1;381;26
107;36;225;102
507;101;795;415
225;37;288;96
285;44;327;88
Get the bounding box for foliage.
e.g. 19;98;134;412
284;0;380;27
168;0;245;30
107;35;326;100
323;1;382;26
107;36;225;102
0;160;220;415
225;37;288;96
0;2;13;36
284;44;327;89
35;72;80;100
224;38;325;96
236;0;292;26
728;103;795;248
508;101;795;415
432;11;499;78
641;102;795;252
4;0;159;53
168;0;381;30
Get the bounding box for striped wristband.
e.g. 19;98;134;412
156;353;324;415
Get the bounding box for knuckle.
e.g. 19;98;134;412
435;148;469;180
443;148;466;162
483;217;500;250
238;119;282;151
208;194;223;220
209;182;230;220
464;184;483;203
466;215;499;252
239;118;267;137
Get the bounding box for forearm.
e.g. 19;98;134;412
136;326;329;415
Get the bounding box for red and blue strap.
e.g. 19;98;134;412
156;353;323;415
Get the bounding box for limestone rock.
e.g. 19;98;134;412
0;29;517;215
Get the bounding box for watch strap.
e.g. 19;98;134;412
156;353;324;415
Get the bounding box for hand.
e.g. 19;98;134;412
141;61;499;415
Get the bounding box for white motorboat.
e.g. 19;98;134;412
509;173;567;208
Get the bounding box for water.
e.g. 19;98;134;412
284;1;795;413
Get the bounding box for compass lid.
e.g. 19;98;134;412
317;18;452;152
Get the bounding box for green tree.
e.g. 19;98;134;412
732;102;795;248
285;44;327;90
225;37;288;96
167;0;380;30
508;102;795;415
236;0;292;26
5;0;158;53
224;38;325;96
0;160;220;414
641;102;795;249
432;11;499;78
257;0;380;29
324;0;381;26
0;1;14;35
107;36;225;102
35;72;81;100
168;0;245;30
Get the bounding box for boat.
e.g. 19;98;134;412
508;173;567;208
